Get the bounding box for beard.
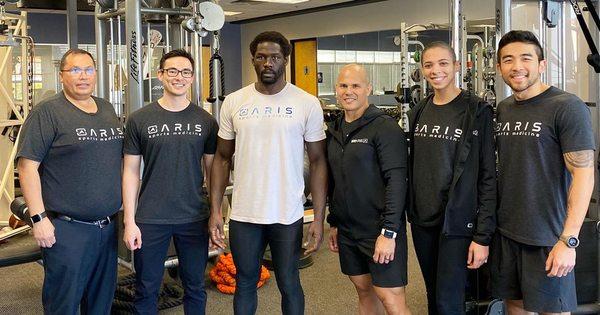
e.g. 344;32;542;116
259;67;284;85
505;72;539;93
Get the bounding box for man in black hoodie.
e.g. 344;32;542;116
326;64;411;315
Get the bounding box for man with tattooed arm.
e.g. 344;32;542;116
491;30;596;315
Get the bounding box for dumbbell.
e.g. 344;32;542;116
10;197;32;227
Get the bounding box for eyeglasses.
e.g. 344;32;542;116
60;67;96;76
160;68;194;78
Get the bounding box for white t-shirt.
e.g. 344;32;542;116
219;83;325;224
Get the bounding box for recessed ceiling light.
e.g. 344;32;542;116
253;0;309;3
224;11;243;16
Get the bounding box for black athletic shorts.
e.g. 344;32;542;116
337;231;408;288
490;233;577;313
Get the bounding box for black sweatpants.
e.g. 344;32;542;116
411;224;472;315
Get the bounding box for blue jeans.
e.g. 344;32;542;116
133;220;209;315
42;218;117;315
229;218;304;315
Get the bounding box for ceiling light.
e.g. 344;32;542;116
224;11;243;16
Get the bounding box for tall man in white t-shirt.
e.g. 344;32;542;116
209;31;327;315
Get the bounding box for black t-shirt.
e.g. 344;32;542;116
16;92;124;220
124;102;218;224
412;91;466;226
496;87;595;246
340;118;360;143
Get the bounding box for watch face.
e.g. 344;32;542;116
383;230;394;238
568;237;579;247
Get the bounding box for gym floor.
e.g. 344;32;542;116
0;224;428;314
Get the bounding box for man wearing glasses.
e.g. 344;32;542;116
122;49;218;314
17;49;124;314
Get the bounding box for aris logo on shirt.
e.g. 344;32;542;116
413;124;463;142
147;123;203;138
495;121;542;138
238;105;294;120
75;127;124;141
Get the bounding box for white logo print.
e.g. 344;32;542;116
413;123;463;142
75;127;124;141
76;128;87;136
146;123;203;139
148;125;158;134
350;138;369;144
495;121;542;138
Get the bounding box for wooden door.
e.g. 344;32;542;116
202;45;211;104
292;39;317;96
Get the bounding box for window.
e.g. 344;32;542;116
318;49;416;97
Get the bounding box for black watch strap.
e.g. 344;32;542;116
31;211;47;224
381;228;397;239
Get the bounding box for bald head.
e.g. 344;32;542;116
335;63;372;113
337;64;370;85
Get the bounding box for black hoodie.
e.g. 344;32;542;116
407;92;497;245
326;105;408;239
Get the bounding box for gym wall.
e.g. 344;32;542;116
238;0;495;86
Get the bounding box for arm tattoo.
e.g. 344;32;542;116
564;150;594;168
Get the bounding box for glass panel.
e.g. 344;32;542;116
317;50;335;63
375;51;394;64
356;51;374;63
335;50;356;63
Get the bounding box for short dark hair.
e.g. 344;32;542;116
497;30;544;61
422;41;457;63
159;49;195;69
250;31;291;58
60;49;96;70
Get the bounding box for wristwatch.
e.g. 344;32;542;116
30;211;47;224
381;228;397;239
559;234;579;248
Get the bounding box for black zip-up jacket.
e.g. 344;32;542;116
407;92;497;245
326;105;408;239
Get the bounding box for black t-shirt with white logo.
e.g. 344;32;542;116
17;92;124;220
496;87;595;246
412;91;466;226
124;102;218;224
341;118;360;143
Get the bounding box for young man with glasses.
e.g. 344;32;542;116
122;49;218;314
17;48;124;314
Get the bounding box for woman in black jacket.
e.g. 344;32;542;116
407;42;496;315
326;64;411;315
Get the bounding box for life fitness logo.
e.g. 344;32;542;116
129;31;139;84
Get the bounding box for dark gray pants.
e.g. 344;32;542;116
229;218;304;315
134;220;209;315
41;218;117;315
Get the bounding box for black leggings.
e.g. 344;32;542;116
411;224;471;315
